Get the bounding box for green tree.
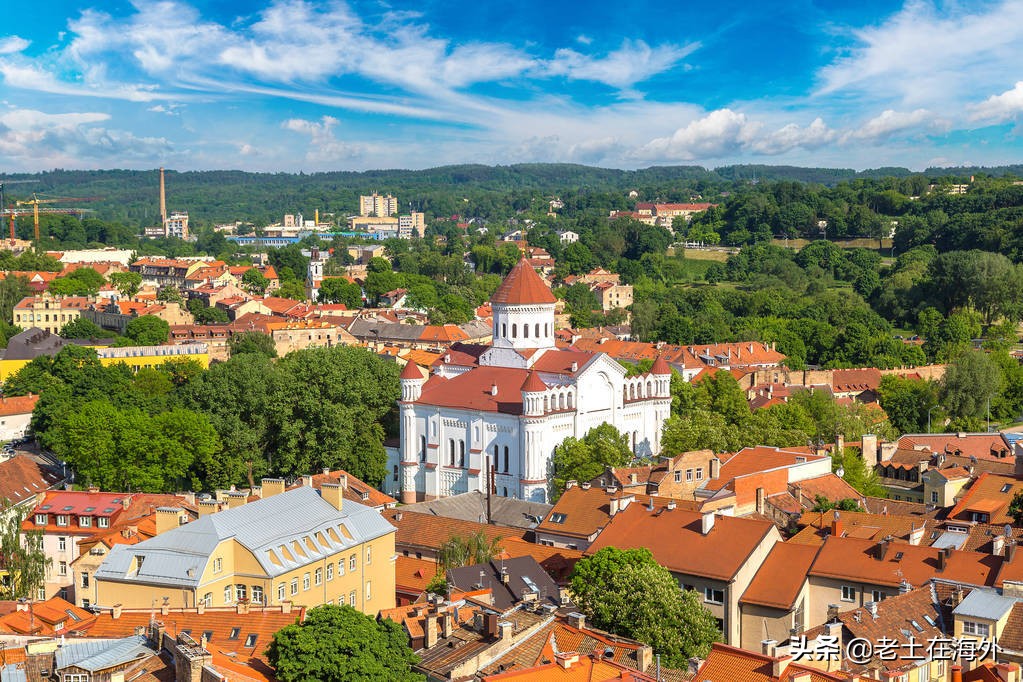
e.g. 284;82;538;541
228;331;278;358
124;315;170;345
268;605;424;682
941;350;1002;425
0;500;51;599
551;423;632;500
438;530;504;570
570;547;720;667
59;317;113;340
317;278;363;308
1009;492;1023;526
157;286;183;303
832;447;887;498
878;375;941;433
108;271;142;298
241;268;269;295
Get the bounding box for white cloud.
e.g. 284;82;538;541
970;81;1023;123
842;108;946;142
545;39;698;89
817;1;1023;106
281;115;364;163
0;106;172;170
752;118;837;155
0;36;30;55
636;109;761;161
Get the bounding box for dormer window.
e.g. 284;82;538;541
79;516;91;527
35;514;47;525
56;515;69;527
98;517;109;528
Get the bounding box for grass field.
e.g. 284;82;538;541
681;248;731;262
770;237;893;251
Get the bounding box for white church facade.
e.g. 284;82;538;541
390;258;672;503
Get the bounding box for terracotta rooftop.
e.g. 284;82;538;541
898;433;1012;462
948;472;1023;525
290;468;397;509
702;446;826;493
537;485;681;541
0;394;39;416
0;596;95;636
0;454;63;506
831;367;883;393
741;541;821;609
789;509;938;546
808;535;1002;588
694;642;847;682
416;366;534;414
386;508;529;553
587;504;776;581
484;653;656;681
491;257;557;305
789;474;864;507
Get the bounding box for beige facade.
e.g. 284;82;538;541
805;575;900;628
359;193;398;217
12;295;94;335
923;469;971;507
739;592;808;651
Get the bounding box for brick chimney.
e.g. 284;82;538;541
701;510;716;535
226;491;247;509
831;511;843;537
321;482;344;511
566;612;585;629
197;500;218;517
155;507;182;536
425;614;438;648
950;664;963;682
260;478;285;498
112;603;122;619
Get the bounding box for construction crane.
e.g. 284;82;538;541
13;193;98;242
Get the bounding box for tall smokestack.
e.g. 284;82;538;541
159;167;167;225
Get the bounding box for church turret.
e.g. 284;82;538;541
521;371;547;417
399;360;425;402
650;354;671;397
490;257;557;350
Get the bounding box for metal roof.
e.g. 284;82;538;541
95;487;395;586
55;636;155;673
0;665;26;682
931;532;969;550
401;491;551;529
952;588;1016;621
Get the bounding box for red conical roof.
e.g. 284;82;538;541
520;370;548;393
400;361;423;380
650;355;671;375
491;257;557;305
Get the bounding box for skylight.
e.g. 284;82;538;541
911;620;923;632
1003;484;1013;493
550;513;567;524
924;615;937;626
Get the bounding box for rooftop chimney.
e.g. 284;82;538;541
831;511;843;537
938;546;952;572
155;507;183;536
260;478;285;498
425;614;438;648
875;537;891;561
994;534;1007;557
321;482;344;511
566;612;585;629
701;510;716;535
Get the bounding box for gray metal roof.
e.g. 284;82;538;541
401;491;551;529
95;486;395;587
931;532;969;550
953;588;1016;621
0;665;26;682
55;636;155;673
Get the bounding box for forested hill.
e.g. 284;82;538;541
2;163;1022;226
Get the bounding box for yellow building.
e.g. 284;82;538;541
0;342;210;383
91;484;396;615
12;295;95;335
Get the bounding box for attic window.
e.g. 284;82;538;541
229;628;240;640
894;552;904;561
911;620;923;632
244;634;258;648
1003;484;1013;493
203;630;214;642
924;615;937;626
84;507;95;512
550;513;567;524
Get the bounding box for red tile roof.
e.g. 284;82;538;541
948;473;1023;524
0;596;96;636
417;367;530;414
702;446;826;493
831;368;883;393
587;504;776;581
741;542;820;609
491;257;557;305
0;454;63;506
401;359;425;380
521;371;547;392
694;643;846;682
899;433;1012;461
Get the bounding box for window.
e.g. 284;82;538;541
224;585;233;604
970;512;990;523
58;561;67;576
931;491;938;504
338;560;345;576
81;573;89;588
229;627;240;640
695;468;704;480
350;554;357;571
448;439;455;466
704;588;724;604
366;547;372;565
58;537;67;551
962;620;990;637
34;514;46;525
56;515;69;526
252;586;264;605
290;579;298;595
63;675;88;682
549;513;567;524
36;587;45;601
841;585;856;602
236;584;247;601
420;436;427;463
303;573;310;590
459;440;465;468
504;446;510;473
674;471;682;483
79;516;91;527
872;590;884;602
245;634;258;648
315;567;323;585
278;584;286;601
202;592;212;607
685;469;693;482
98;517;109;528
212;557;223;573
326;563;334;581
365;581;372;600
349;590;357;606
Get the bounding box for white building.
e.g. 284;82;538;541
390;258;671;504
164;211;189;239
306;246;324;301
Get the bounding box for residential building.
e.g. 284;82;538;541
130;257;212;289
164;210;189;239
12;294;94;334
393;257;672;503
92;485;396;613
947;472;1023;525
586;503;781;644
0;454;64;520
81;298;194;335
634;202;717;228
739;541;821;650
694;642;851;681
569;336;785;380
592;281;633;312
0;394;38;442
397;490;550;529
360;192;399;217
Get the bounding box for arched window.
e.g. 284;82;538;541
524;324;529;338
492;444;499;468
448;439;455;466
502;486;509;497
504;446;510;473
567;392;573;409
546;323;550;337
535;323;540;338
559;393;565;410
512;324;517;338
502;323;507;338
459;440;465;468
543;396;549;412
629;384;635;400
419;435;427;462
646;380;652;396
392;465;398;482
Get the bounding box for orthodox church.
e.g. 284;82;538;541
392;257;671;503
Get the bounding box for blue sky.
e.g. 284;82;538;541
1;0;1022;172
